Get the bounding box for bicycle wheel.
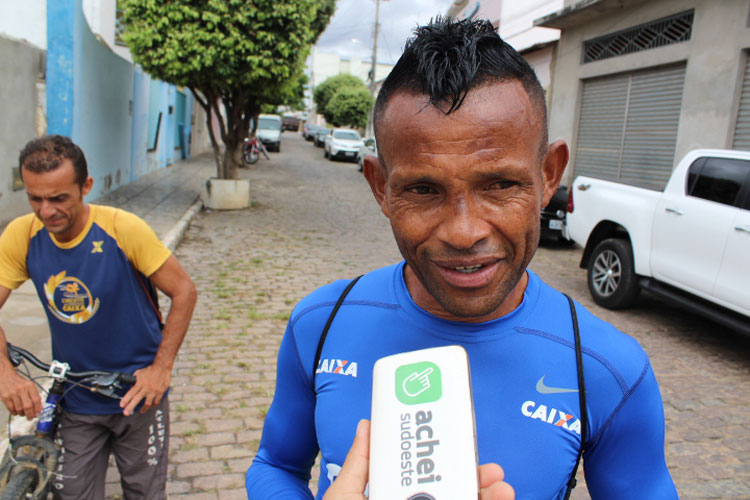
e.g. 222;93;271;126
0;468;37;500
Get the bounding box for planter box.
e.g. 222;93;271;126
202;178;250;210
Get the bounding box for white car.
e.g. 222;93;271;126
358;137;377;172
566;149;750;335
256;114;282;152
324;129;364;162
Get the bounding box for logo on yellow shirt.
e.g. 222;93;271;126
44;271;100;324
91;241;104;253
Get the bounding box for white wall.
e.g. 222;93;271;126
500;0;563;51
306;47;395;116
0;0;46;49
545;0;750;184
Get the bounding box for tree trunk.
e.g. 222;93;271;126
222;147;239;180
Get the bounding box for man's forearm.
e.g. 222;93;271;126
0;325;16;375
152;284;197;371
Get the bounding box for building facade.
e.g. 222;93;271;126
538;0;750;188
446;0;564;112
0;0;211;226
306;47;394;124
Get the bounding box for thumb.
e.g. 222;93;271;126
323;420;370;499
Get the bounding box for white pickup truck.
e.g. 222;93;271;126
566;149;750;335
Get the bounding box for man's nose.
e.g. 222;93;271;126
436;196;491;250
39;200;56;218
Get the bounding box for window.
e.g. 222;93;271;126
333;130;361;140
115;1;126;46
583;10;693;63
687;158;750;206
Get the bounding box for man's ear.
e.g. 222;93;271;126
541;140;569;207
81;176;94;197
363;155;390;217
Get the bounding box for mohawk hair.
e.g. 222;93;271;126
374;17;547;148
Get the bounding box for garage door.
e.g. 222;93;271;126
732;53;750;151
574;63;686;191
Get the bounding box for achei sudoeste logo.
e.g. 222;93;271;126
396;361;443;490
395;361;442;405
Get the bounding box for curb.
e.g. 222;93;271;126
163;198;204;252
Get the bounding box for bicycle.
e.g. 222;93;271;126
242;136;270;165
0;343;135;500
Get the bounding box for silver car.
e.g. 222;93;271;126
358;137;377;171
324;129;365;162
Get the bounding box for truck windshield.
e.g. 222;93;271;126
258;118;281;130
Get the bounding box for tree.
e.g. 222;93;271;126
326;87;374;129
121;0;335;179
313;74;367;121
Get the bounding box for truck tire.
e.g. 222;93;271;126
587;238;640;309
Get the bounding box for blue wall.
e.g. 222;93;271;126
46;0;194;195
130;68;149;182
46;0;75;137
74;0;133;199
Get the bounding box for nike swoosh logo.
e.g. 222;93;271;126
536;376;579;394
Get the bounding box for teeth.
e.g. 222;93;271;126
453;265;483;273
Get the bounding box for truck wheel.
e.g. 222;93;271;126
587;238;640;309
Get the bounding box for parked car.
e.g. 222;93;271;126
539;185;569;242
313;128;332;148
324;129;365;162
303;124;323;141
255;114;282;152
566;149;750;335
358;137;377;171
282;114;301;132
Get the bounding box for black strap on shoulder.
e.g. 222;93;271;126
563;293;587;499
311;275;363;386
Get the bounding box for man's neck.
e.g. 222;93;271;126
52;203;91;244
403;264;529;323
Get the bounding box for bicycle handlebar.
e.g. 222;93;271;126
7;343;137;387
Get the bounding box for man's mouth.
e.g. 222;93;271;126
452;264;485;274
430;258;501;289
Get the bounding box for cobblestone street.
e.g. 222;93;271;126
134;133;749;499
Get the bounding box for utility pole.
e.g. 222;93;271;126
369;0;380;95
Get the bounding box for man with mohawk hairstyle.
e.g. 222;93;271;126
247;17;677;500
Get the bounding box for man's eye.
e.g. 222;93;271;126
408;185;436;195
486;180;517;190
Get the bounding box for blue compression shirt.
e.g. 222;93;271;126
246;263;677;499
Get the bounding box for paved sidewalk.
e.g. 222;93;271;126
0;153;215;449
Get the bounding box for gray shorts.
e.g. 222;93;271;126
52;396;169;500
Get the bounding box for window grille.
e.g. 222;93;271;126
115;5;126;46
583;10;693;63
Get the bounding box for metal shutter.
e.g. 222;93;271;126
732;54;750;151
574;63;686;190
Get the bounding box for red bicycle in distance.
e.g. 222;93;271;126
242;136;270;165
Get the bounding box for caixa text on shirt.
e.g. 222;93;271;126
316;359;358;377
521;400;581;434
